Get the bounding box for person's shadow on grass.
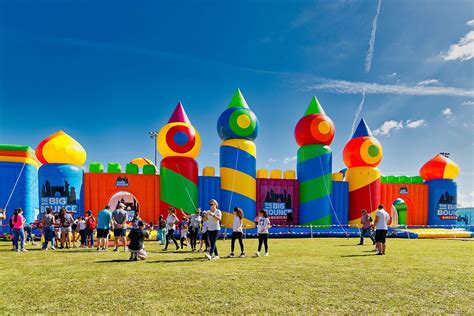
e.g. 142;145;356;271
340;254;378;257
146;257;206;264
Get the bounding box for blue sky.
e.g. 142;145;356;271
0;0;473;206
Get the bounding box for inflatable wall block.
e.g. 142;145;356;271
202;167;215;177
159;102;200;216
89;162;104;173
296;97;335;225
257;169;269;179
143;165;157;175
107;163;122;173
125;163;139;174
218;89;259;228
284;170;296;180
343;119;382;225
270;169;282;179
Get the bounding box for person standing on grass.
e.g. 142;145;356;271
358;209;375;245
42;207;55;250
128;221;149;261
112;203;128;252
11;208;27;252
85;210;96;248
180;223;188;249
255;209;271;257
229;207;245;258
188;210;201;252
78;217;87;248
97;206;113;251
205;199;221;260
59;208;74;249
157;215;167;245
163;207;179;251
374;204;391;255
199;212;209;252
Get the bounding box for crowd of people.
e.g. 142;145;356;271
0;199;274;261
1;201;391;259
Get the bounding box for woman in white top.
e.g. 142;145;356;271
205;199;221;260
255;209;271;257
229;207;245;258
163;207;180;251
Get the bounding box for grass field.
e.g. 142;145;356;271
0;238;472;314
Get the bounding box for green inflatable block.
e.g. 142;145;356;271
410;176;424;184
399;175;410;184
125;163;139;174
381;176;388;183
89;162;104;173
143;165;157;175
387;175;397;183
107;162;122;173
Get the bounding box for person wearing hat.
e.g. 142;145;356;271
205;199;221;260
128;221;149;261
112;203;128;252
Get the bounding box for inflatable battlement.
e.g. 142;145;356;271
88;162;157;175
381;175;424;184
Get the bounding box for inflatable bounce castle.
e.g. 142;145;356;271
0;89;469;238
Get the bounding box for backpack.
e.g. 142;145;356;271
86;216;97;230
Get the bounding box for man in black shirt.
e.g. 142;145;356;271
128;221;149;261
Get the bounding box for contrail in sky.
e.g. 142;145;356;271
365;0;382;72
351;89;366;135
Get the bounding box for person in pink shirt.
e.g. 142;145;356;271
11;208;27;252
358;209;375;245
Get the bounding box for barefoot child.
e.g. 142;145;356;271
128;221;149;261
255;209;271;257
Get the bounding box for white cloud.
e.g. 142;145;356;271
267;158;278;163
467;20;474;26
283;156;297;164
387;72;397;78
442;107;453;116
417;79;439;86
373;120;403;136
462;100;474;105
406;119;426;128
304;78;474;97
442;30;474;61
457;191;474;207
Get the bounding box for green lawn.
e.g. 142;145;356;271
0;238;472;314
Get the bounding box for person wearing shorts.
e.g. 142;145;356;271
112;203;128;252
374;204;391;255
97;206;112;251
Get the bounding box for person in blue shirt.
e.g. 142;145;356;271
97;206;113;251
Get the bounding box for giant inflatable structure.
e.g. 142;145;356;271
0;91;467;238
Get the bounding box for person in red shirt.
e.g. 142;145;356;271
85;210;97;248
358;209;375;245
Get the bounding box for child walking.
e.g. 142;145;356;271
128;221;149;261
229;207;245;258
180;224;188;249
199;212;209;252
255;209;271;257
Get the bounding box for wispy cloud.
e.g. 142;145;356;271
457;191;474;207
442;107;456;122
441;21;474;61
417;79;439;86
406;119;426;128
373;120;403;136
304;78;474;97
283;156;297;164
387;72;397;78
373;118;426;136
462;100;474;105
365;0;382;72
267;158;278;163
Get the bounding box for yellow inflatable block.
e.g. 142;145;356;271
270;169;282;179
257;169;269;179
202;166;215;177
283;170;296;180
